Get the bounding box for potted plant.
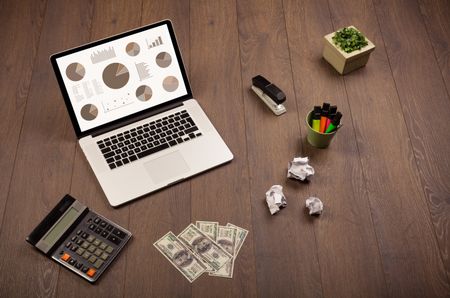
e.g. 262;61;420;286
323;26;375;75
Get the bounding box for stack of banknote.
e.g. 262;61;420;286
153;221;248;282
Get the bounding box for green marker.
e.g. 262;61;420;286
325;112;342;133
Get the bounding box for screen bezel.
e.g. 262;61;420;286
50;20;192;139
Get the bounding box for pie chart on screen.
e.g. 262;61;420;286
66;63;85;81
163;76;179;92
136;85;152;101
156;52;172;68
80;104;98;121
102;63;130;89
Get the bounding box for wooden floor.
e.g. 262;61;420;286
0;0;449;297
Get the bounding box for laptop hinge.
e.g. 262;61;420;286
91;101;184;137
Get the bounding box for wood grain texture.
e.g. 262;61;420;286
0;0;93;296
236;0;322;296
283;0;388;296
123;1;192;297
0;0;46;229
189;1;258;297
329;0;450;296
0;0;449;296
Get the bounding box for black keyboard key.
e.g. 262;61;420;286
107;235;122;245
98;143;105;149
101;230;109;238
116;161;123;167
105;141;112;146
135;141;141;147
114;155;121;161
166;136;173;141
144;127;150;132
148;137;154;142
131;137;137;142
111;144;118;150
100;221;107;228
143;133;149;138
118;142;124;148
112;139;118;144
156;128;162;133
121;153;127;158
89;224;96;230
127;150;134;156
137;135;143;140
131;128;136;132
140;145;147;151
162;121;168;125
82;266;89;273
168;124;174;129
124;134;131;139
176;138;183;144
129;144;135;150
123;158;130;164
109;163;116;169
184;123;192;129
104;151;114;159
141;139;148;145
173;128;179;133
144;123;149;127
106;157;114;164
156;123;162;128
154;135;161;140
184;126;199;135
150;125;156;130
101;147;111;154
124;140;131;145
115;149;122;154
81;232;89;239
180;119;187;124
174;116;181;121
181;113;189;118
169;140;177;146
189;133;196;138
137;143;169;159
168;118;175;123
95;227;103;234
134;148;141;153
106;224;114;232
118;137;125;142
129;155;138;162
160;132;166;138
112;228;127;239
154;140;160;146
196;132;202;137
150;131;156;136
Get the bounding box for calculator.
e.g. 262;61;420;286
26;195;132;283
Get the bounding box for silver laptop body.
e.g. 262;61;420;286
51;20;233;206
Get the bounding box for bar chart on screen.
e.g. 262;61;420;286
146;36;163;49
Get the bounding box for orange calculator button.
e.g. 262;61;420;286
86;268;96;277
61;253;70;262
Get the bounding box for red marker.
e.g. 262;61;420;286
319;103;330;133
325;105;337;131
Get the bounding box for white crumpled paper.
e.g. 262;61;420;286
305;197;323;215
265;185;287;215
287;157;314;181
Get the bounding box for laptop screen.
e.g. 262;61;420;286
51;21;190;136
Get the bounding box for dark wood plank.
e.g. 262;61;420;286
236;0;323;296
0;0;93;296
329;0;450;295
283;0;388;296
417;0;450;272
122;2;192;297
189;1;257;297
55;1;142;296
0;0;46;229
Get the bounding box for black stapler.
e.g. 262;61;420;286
251;75;286;115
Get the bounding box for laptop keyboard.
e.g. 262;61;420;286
96;110;202;170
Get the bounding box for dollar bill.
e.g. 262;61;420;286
209;225;237;278
153;231;207;283
226;223;249;257
195;221;219;241
178;224;232;271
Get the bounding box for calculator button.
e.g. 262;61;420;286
69;259;76;266
82;266;89;273
87;235;95;243
86;268;96;277
76;248;85;255
65;242;71;248
94;218;101;224
70;245;78;251
93;239;101;246
100;221;107;228
81;232;89;239
82;252;91;260
94;227;103;234
100;231;109;238
93;259;104;269
106;224;114;232
112;228;127;239
71;236;77;241
105;246;114;254
76;239;83;245
89;224;96;230
94;249;103;257
100;253;109;261
87;245;96;253
75;263;83;269
88;255;97;264
99;242;107;250
81;242;90;249
107;235;122;245
61;253;71;262
76;230;82;235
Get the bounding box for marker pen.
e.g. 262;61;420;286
325;112;342;133
319;103;330;133
325;105;337;131
312;106;321;132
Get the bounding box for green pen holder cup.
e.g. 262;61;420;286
306;110;338;148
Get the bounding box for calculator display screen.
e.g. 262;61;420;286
42;207;79;247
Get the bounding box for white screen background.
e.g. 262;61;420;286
56;24;187;132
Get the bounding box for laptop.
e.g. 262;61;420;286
51;20;233;207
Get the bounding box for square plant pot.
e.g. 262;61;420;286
323;26;375;75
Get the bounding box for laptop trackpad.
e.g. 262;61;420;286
144;151;190;184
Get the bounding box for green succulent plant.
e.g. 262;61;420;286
332;27;368;53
